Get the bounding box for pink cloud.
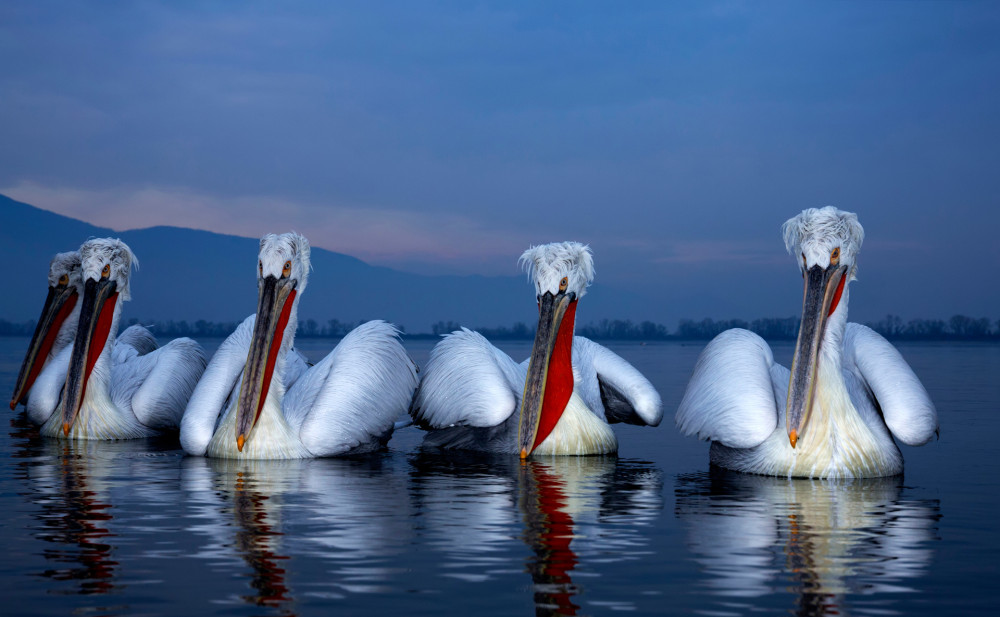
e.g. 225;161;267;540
3;182;527;274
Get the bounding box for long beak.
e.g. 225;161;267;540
234;275;297;452
785;263;847;448
518;291;577;458
62;278;118;436
10;283;78;410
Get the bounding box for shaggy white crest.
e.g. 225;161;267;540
259;232;311;293
47;251;82;289
519;241;595;299
782;206;864;278
79;238;138;301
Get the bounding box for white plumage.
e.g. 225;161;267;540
25;239;207;439
413;242;662;455
180;232;418;459
676;207;937;478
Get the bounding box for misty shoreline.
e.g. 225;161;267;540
3;315;998;343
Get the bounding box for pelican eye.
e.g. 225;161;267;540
101;264;111;278
559;277;568;292
58;274;69;286
830;247;841;266
282;260;292;277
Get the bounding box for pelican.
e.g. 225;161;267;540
10;251;83;411
411;241;662;457
180;232;418;459
25;238;208;439
10;250;159;413
676;207;938;478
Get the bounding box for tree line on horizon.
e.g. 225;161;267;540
1;314;999;342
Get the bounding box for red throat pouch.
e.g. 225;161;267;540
23;293;78;398
829;275;846;316
82;293;118;401
533;300;577;449
256;290;296;424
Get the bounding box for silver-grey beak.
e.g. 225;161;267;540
786;263;847;448
234;275;297;452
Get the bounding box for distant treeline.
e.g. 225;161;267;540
1;314;999;341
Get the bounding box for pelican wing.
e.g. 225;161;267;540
127;337;208;431
116;324;158;357
842;324;938;446
410;328;523;430
180;316;255;455
676;329;780;448
284;348;311;391
571;337;662;426
292;321;417;456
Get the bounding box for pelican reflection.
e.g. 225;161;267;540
180;455;412;610
410;453;662;615
675;468;940;616
10;416;119;595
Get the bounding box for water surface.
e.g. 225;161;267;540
1;337;996;616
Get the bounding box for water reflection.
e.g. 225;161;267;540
410;453;662;615
9;415;120;595
675;468;941;616
180;455;412;611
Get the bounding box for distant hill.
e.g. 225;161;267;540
0;194;652;332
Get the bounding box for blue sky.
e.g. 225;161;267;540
2;1;998;322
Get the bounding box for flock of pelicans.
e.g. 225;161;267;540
10;206;938;479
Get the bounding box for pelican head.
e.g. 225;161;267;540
10;251;83;410
235;232;310;452
781;207;864;448
516;242;595;458
62;239;137;435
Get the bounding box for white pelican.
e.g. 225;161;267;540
676;207;938;478
180;232;418;459
411;241;662;457
10;250;159;413
10;251;84;411
26;238;208;439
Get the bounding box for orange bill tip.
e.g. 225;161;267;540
789;429;798;449
62;422;71;437
237;434;246;452
520;447;528;459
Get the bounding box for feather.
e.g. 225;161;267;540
676;329;779;449
842;324;938;446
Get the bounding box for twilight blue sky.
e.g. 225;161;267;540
1;1;998;323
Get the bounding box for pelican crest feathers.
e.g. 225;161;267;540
519;241;595;298
782;206;864;279
48;251;82;288
259;232;311;292
79;238;138;300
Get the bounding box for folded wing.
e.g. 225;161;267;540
676;329;780;448
294;320;418;456
128;337;207;431
180;316;254;455
410;328;523;429
842;324;938;446
571;337;662;426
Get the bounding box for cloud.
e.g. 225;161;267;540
1;181;528;273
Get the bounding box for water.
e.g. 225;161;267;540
1;337;997;616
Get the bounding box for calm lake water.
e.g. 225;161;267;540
1;336;997;616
